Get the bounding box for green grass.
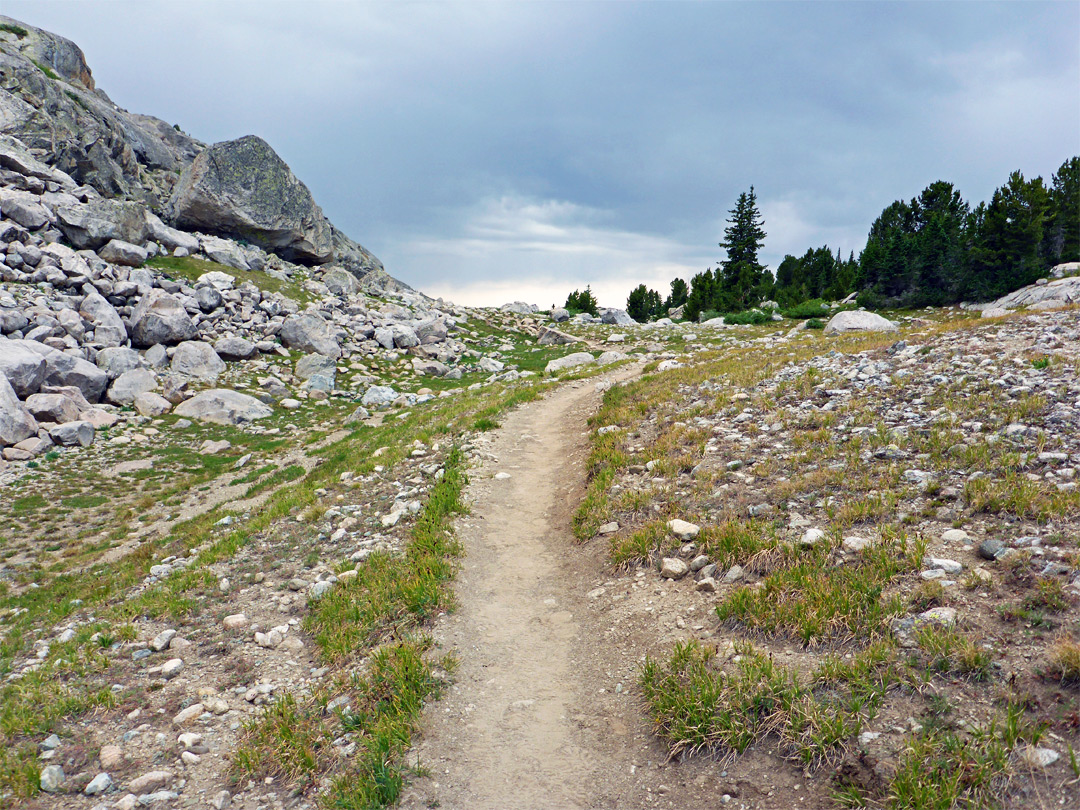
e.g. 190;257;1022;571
147;254;314;304
30;59;59;80
60;495;108;510
715;531;924;646
0;23;29;38
11;495;47;514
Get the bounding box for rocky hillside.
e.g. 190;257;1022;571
0;14;390;289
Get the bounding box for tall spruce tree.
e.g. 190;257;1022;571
1047;157;1080;264
718;186;769;311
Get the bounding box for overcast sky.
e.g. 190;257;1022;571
9;1;1079;307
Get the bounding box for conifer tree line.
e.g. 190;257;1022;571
627;157;1079;322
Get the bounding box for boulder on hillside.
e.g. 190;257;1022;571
279;312;341;358
322;268;359;297
0;373;38;446
294;354;336;390
25;392;81;424
97;238;147;267
823;311;898;335
0;339;47;397
990;276;1080;311
106;368;158;405
545;352;596;374
537;326;579;346
172;389;273;425
19;341;107;402
601;308;637;326
79;292;127;348
55;199;153;250
129;290;199;347
214;336;256;360
170;341;225;381
95;346;142;380
167;135;333;265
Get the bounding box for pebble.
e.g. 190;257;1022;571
160;658;183;679
99;744;124;770
799;528;826;547
978;538;1006;560
222;613;248;630
942;529;970;543
128;770;172;793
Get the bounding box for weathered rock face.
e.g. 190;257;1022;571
991;276;1080;311
0;16;203;203
0;338;46;396
167;136;333;264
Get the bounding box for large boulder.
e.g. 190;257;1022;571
294;354;336;390
537;326;580;346
600;309;637;326
279;312;341;358
129;290;199;347
545;352;596;374
95;346;142;380
214;336;256;360
0;339;47;397
79;292;127;347
0;373;38;446
170;341;225;381
106;368;158;405
415;319;448;345
173;389;273;425
19;342;107;402
24;392;82;424
823;311;899;335
322;268;360;297
55;200;153;250
167;135;333;264
98;238;148;267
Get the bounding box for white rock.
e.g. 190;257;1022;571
667;519;700;540
172;704;204;726
160;658;183;679
660;558;690;580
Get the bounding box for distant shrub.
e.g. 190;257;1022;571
806;318;825;330
724;309;770;326
0;23;28;38
782;299;830;319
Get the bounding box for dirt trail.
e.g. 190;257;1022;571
400;373;719;810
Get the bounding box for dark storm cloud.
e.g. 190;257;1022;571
9;1;1078;305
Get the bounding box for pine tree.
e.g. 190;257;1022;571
627;284;662;322
1047;156;1079;263
718;186;769;311
664;278;688;311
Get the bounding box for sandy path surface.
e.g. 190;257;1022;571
399;374;721;810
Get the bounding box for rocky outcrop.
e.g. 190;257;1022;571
1;15;399;292
990;276;1080;311
0;16;202;204
167;136;333;264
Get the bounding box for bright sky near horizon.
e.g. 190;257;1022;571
7;1;1079;308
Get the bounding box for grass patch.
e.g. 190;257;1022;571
0;23;29;38
715;531;924;646
30;59;60;80
147;254;314;304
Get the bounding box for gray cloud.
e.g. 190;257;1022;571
9;1;1078;306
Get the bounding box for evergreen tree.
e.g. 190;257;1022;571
684;268;717;322
565;286;599;316
664;278;689;311
1046;156;1080;263
717;186;769;311
967;171;1050;300
626;284;662;322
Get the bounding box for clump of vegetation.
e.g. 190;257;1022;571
563;286;599;316
30;59;59;80
0;22;28;38
782;299;831;319
805;317;825;330
1043;635;1080;684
